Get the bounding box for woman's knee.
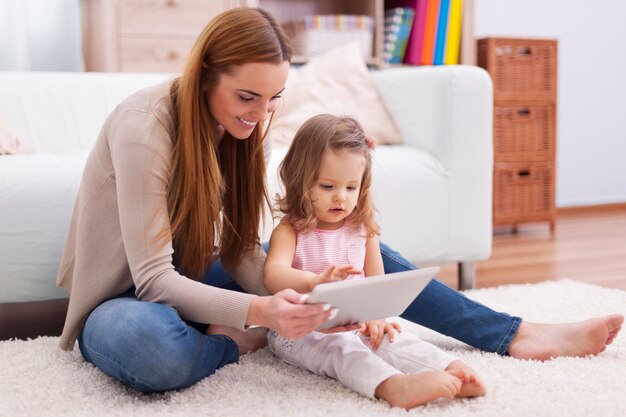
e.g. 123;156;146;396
81;299;212;392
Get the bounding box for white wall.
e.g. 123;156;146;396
475;0;626;207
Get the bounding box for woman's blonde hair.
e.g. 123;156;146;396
168;7;291;279
276;114;379;236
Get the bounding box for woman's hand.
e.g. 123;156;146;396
360;320;402;351
307;264;361;291
247;289;332;340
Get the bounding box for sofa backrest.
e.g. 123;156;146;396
0;72;171;153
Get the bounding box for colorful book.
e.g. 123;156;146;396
420;0;440;65
444;0;463;64
433;0;450;65
403;0;427;65
383;7;415;64
383;8;405;64
395;8;415;63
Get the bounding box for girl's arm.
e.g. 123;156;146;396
264;222;358;294
363;234;385;277
361;234;402;350
264;222;318;294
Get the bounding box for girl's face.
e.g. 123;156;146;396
209;61;289;140
310;149;366;230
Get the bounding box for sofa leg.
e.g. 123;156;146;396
458;262;476;290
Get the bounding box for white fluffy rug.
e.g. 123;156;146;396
2;279;625;417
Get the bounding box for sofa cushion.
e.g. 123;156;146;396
271;42;403;147
0;153;88;302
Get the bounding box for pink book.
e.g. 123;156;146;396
421;0;440;65
403;0;427;65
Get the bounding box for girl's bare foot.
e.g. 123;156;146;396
446;360;487;398
374;371;462;409
507;314;624;361
207;324;268;355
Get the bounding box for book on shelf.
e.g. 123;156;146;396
383;7;415;64
444;0;463;64
386;0;464;66
433;0;450;65
402;0;427;65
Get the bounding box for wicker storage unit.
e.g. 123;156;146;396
494;163;555;224
478;38;557;231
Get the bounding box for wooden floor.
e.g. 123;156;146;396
436;203;626;291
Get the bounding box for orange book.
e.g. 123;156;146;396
420;0;440;65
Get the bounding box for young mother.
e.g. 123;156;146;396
57;7;623;393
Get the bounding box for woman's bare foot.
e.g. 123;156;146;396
207;324;268;355
374;371;462;409
507;314;624;361
446;360;487;398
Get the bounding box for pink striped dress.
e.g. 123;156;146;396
292;223;367;280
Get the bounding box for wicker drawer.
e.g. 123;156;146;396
478;38;557;101
119;0;229;37
493;162;555;224
494;104;555;161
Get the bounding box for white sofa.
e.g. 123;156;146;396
0;66;493;339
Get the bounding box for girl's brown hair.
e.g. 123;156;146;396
276;114;379;236
168;7;291;279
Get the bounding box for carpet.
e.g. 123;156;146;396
1;279;625;417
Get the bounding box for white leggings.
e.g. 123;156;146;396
268;329;457;399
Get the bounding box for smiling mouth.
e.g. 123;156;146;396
236;116;257;127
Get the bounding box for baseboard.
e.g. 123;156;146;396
0;298;68;341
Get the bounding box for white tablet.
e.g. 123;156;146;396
306;266;439;330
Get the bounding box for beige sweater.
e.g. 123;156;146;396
57;81;271;351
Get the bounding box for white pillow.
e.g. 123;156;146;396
271;42;403;146
0;114;31;155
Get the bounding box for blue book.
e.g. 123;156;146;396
433;0;450;65
384;7;414;64
395;7;415;63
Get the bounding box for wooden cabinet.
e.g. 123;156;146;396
82;0;247;72
478;38;558;231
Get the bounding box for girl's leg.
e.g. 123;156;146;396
380;242;520;354
78;295;239;393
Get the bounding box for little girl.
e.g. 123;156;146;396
263;114;486;409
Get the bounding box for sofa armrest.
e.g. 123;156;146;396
372;65;493;261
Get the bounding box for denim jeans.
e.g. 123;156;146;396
379;242;521;355
79;241;521;393
78;260;243;393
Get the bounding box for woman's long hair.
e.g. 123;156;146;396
276;114;379;237
168;7;291;279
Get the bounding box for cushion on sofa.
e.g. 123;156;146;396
0;114;31;155
271;42;403;147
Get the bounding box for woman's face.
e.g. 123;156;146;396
209;61;290;140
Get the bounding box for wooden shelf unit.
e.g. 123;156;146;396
478;37;558;232
82;0;248;72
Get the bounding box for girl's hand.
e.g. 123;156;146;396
247;289;332;340
365;135;378;149
307;264;361;291
360;320;402;351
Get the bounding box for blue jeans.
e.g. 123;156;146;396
78;260;243;393
79;242;521;393
380;243;521;355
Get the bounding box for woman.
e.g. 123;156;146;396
57;7;622;393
